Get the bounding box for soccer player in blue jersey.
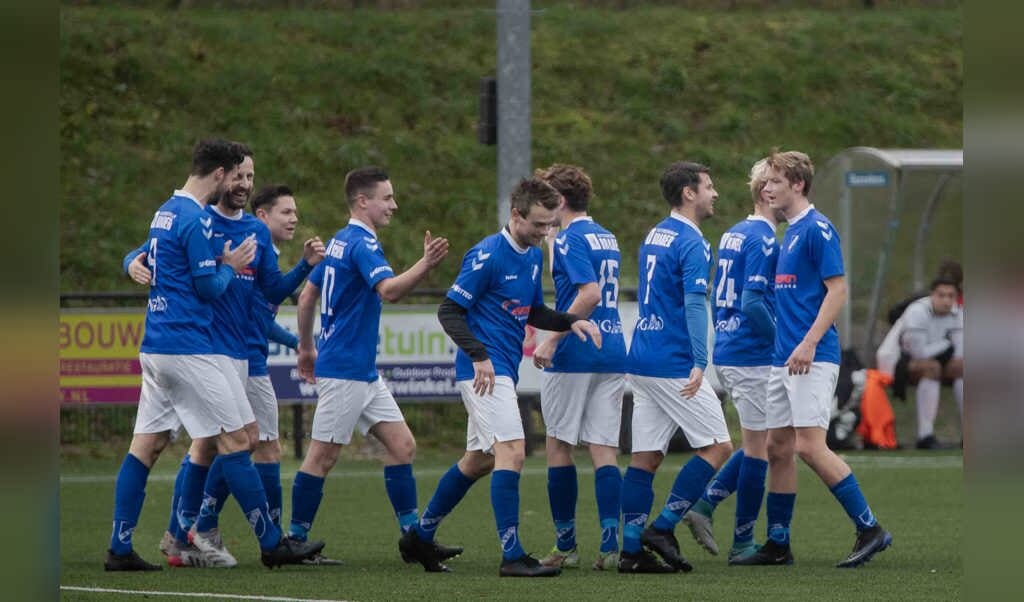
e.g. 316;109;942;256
733;150;891;568
681;158;781;564
400;176;602;577
618;161;734;574
105;139;324;571
527;165;627;571
125;150;326;568
288;166;453;566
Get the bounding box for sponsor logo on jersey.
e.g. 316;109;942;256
720;232;745;252
716;315;741;333
635;314;665;332
450;284;473;301
644;227;677;248
369;265;393;279
150;211;175;231
775;273;797;289
504;273;518;281
148;295;168;313
532;264;539;282
695;278;708;287
198;259;216;269
748;274;769;285
596;318;623;334
584;232;620;252
501;298;531;319
326;239;347;259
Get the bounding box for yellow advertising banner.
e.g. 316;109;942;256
59;312;145;403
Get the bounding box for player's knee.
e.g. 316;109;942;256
218;429;253;455
945;358;963;379
766;438;794;465
391;435;417;464
252;439;281;463
921;360;942;380
128;432;170;467
630;451;662;473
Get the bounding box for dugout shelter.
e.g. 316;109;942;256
812;147;963;366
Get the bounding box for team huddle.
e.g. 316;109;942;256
105;139;892;578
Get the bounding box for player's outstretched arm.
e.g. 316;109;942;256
257;235;324;305
266;320;299;350
376;231;450;303
528;304;601;369
296;283;319;384
785;274;846;375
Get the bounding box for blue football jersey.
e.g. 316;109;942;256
773;206;843;366
447;229;545;385
310;220;395;382
247;245;282;377
138;191;219;355
627;213;712;378
712;216;779;367
547;217;627;373
204;206;277;359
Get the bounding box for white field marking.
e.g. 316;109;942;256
60;454;960;484
60;586;350;602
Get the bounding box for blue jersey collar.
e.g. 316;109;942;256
787;204;815;225
173;189;202;209
669;211;703;236
348;218;376;237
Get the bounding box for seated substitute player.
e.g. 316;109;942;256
681;158;781;563
400;177;602;577
528;164;627;571
875;274;963;449
124;149;325;568
289;166;459;567
734;150;891;568
105;138;324;571
618;161;734;574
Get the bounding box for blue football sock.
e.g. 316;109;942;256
829;473;879;532
594;465;621;553
165;454;188;539
110;453;150;555
652;455;716;531
255;462;283;527
733;456;768;547
175;459;209;541
417;464;476;542
289;470;325;542
702;449;744;509
491;469;526;561
384;464;419;534
219;450;281;551
620;467;655;554
766;492;796;546
547;465;578;551
195;455;229;533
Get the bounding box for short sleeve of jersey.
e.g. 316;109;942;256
558;233;598;286
447;245;493;309
681;240;711;295
810;220;844;280
351;237;394;289
743;234;775;293
308;261;326;289
180;215;217;278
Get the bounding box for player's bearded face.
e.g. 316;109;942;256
222;156;255;212
511;204;556;247
694;172;717;219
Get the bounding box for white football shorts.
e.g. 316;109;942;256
134;353;248;439
765;362;840;430
715;365;771;431
458;376;525;454
629;374;730;454
311;377;405;445
541;372;624;447
246;375;279;441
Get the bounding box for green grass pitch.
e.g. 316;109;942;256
61;448;961;601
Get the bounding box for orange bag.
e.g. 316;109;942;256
856;369;898;449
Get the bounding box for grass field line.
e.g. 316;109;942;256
60;454;961;484
60;586;350;601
